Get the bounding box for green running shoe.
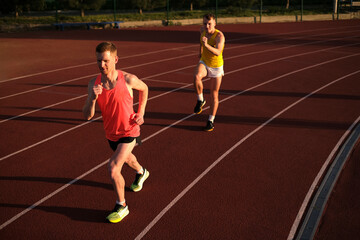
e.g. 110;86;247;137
106;204;129;223
130;168;149;192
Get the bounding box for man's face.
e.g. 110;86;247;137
96;50;118;75
203;17;216;33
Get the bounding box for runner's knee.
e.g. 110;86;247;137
194;73;203;83
210;90;219;100
109;165;121;180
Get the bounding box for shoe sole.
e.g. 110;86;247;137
107;209;129;223
204;127;214;132
131;170;150;192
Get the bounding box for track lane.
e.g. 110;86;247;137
1;33;358;202
0;20;360;240
135;69;360;240
1;59;358;237
0;39;358;161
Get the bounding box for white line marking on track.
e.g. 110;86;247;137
1;28;358;101
0;116;101;162
1;52;359;231
0;95;87;124
0;25;359;230
135;68;360;240
1;44;359;161
2;31;357;103
0;75;95;100
0;54;195;100
0;78;195;162
0;160;108;231
287;108;360;238
0;79;189;124
293;115;360;240
144;78;190;85
1;25;358;84
0;46;196;84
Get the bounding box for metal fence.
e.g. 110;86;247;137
101;0;354;23
8;0;358;25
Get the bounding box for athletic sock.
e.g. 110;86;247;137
116;200;126;207
137;167;144;175
208;115;215;123
197;93;204;102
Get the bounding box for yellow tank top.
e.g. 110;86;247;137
200;29;224;68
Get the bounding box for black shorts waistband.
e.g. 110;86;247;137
108;136;142;151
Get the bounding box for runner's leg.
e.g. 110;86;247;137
194;62;207;95
125;152;142;173
108;139;136;203
209;76;222;117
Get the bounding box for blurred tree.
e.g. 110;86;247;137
0;0;45;17
129;0;166;13
68;0;106;17
230;0;257;8
169;0;207;10
131;0;147;14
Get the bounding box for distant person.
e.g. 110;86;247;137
83;42;149;223
193;13;225;131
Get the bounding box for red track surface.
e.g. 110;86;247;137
0;20;359;240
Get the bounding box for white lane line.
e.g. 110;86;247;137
0;23;359;232
0;75;95;100
1;25;358;85
135;68;360;240
1;44;359;162
143;78;190;85
2;31;357;102
293;115;360;240
1;52;359;231
2;29;358;127
0;53;195;100
0;67;197;125
0;78;190;124
0;63;98;84
0;160;108;231
0;28;359;100
287;84;360;239
0;95;87;124
0;45;197;84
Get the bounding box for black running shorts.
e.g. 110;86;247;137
108;136;142;152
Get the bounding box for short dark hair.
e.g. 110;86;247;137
95;42;117;54
203;13;215;20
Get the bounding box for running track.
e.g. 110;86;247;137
0;20;359;240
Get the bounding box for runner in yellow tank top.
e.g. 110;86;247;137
200;29;224;68
193;13;225;131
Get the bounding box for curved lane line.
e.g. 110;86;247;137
1;47;359;162
0;54;359;231
1;26;358;87
135;69;360;240
294;115;360;240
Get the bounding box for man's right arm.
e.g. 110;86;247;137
82;78;97;120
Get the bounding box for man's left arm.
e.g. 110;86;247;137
126;73;148;125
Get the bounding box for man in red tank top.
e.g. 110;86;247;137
83;42;149;223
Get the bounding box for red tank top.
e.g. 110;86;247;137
95;70;140;141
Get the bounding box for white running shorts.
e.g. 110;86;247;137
199;60;224;78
